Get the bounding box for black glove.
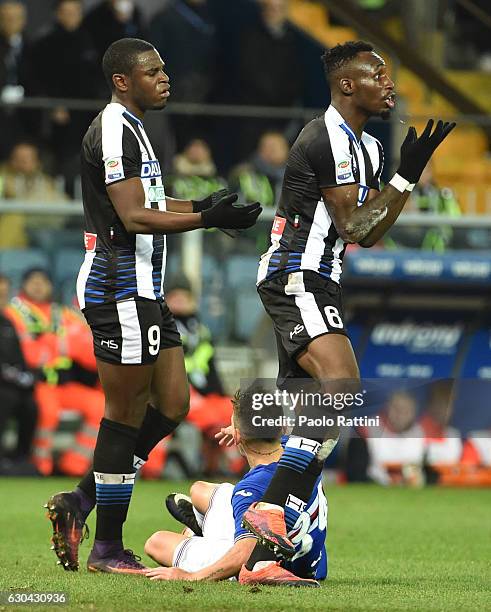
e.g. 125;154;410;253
201;192;262;230
397;119;456;183
192;188;229;213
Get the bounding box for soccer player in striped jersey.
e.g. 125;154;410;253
241;41;455;584
45;38;261;575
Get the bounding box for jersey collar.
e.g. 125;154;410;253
108;102;144;128
325;105;361;146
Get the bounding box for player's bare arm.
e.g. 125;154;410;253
358;186;413;246
108;179;261;233
165;197;193;213
145;538;256;582
322;119;456;246
108;177;201;233
322;183;405;245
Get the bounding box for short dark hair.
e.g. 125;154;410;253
102;38;155;90
21;268;52;285
321;40;374;79
232;387;283;443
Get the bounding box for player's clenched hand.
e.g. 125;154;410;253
145;567;194;581
215;424;239;447
201;192;262;230
397;119;456;184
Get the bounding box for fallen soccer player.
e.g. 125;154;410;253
144;389;328;587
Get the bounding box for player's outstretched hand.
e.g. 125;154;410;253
192;188;229;213
192;189;245;238
201;192;262;230
397;119;456;184
146;567;194;581
215;424;239;447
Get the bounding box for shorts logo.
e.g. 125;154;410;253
271;215;286;237
84;232;97;252
337;159;352;181
101;339;118;350
290;324;305;339
141;160;162;178
235;490;253;497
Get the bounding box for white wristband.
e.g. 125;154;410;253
389;173;415;193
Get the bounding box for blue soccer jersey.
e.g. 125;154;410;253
231;462;328;580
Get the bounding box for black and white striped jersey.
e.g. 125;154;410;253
257;105;384;286
77;102;167;309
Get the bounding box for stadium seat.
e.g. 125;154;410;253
165;254;219;287
233;287;263;340
53;248;83;285
200;292;227;341
60;278;77;305
225;255;258;289
202;254;219;284
29;228;82;253
0;249;50;289
165;253;180;280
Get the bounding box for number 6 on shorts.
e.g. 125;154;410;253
324;305;343;329
148;324;161;355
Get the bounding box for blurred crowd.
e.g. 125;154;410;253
0;0;469;253
0;268;244;478
0;0;326;198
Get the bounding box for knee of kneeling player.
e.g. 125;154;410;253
144;531;166;558
190;480;209;508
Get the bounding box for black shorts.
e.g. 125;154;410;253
257;271;348;382
83;297;181;365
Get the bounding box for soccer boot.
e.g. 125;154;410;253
45;491;89;571
165;493;203;536
242;502;295;558
239;562;320;588
87;548;148;575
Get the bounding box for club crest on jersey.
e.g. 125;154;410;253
141;160;161;178
337;159;352;181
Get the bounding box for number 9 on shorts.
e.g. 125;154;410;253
83;297;181;365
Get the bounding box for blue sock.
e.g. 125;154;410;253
277;436;320;473
262;436;322;507
94;471;135;541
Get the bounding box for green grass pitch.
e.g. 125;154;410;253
0;478;489;611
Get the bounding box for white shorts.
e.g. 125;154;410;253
172;483;235;573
